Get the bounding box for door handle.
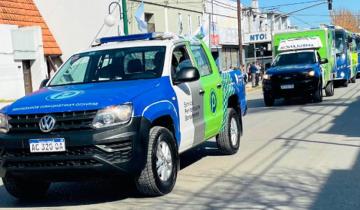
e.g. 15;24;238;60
199;89;205;95
217;83;222;89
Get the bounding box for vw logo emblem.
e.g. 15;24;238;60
39;115;56;133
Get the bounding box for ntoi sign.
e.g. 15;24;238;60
244;32;271;44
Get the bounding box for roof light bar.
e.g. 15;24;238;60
99;33;153;44
97;32;177;45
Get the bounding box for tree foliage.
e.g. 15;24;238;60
331;9;360;33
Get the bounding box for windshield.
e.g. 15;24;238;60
273;52;316;67
49;46;166;86
335;31;346;54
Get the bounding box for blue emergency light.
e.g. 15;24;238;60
99;33;156;44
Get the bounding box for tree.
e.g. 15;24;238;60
331;9;360;33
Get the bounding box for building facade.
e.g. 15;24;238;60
35;0;203;61
34;0;295;71
242;0;296;67
0;0;62;100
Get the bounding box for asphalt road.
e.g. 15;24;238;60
1;81;360;210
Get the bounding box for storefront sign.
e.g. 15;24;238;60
244;32;271;44
219;27;238;45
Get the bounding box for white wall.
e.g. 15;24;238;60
0;25;48;100
34;0;122;61
0;25;25;100
22;27;48;91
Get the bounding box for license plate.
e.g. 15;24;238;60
281;84;294;89
29;138;66;153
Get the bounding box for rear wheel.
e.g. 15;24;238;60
264;93;275;107
2;176;50;200
343;80;349;87
217;108;241;155
325;81;334;97
135;126;178;196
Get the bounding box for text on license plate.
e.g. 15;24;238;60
281;84;294;89
29;138;66;153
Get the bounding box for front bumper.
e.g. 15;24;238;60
0;117;151;181
263;76;319;99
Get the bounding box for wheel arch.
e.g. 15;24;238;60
150;115;179;148
227;94;243;134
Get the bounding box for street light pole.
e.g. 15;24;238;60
122;0;129;35
237;0;244;66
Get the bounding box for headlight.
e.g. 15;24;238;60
0;113;10;133
92;104;133;129
263;74;272;80
308;70;315;77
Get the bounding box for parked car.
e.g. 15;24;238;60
0;33;247;199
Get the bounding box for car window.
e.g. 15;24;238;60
171;45;193;78
190;45;212;77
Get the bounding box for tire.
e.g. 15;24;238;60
2;176;50;200
325;81;334;97
264;93;275;107
313;81;323;103
216;108;241;155
135;126;179;196
343;80;349;87
351;76;356;83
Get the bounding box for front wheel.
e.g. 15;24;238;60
3;176;50;200
351;76;356;83
264;93;275;107
216;108;241;155
313;81;323;103
325;81;334;97
135;126;178;196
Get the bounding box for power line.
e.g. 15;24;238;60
261;0;326;9
292;13;360;17
292;16;315;27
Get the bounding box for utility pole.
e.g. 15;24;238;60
237;0;244;66
122;0;129;35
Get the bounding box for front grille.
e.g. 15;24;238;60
272;72;310;83
8;110;97;133
1;141;133;169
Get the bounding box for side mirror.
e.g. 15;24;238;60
39;78;50;89
320;58;328;64
173;67;200;84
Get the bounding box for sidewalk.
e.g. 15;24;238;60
246;83;262;93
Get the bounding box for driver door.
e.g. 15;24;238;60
171;44;205;152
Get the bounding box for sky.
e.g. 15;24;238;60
240;0;360;29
